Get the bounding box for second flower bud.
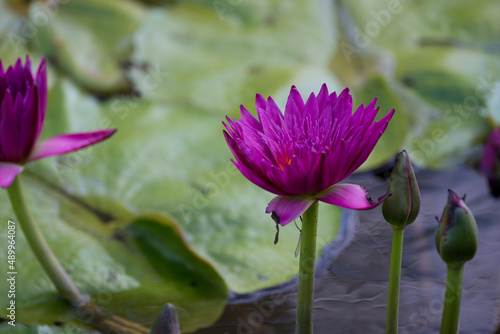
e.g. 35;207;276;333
382;150;421;229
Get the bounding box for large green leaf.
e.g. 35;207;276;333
0;0;33;64
395;48;500;108
0;173;228;332
129;1;340;116
484;81;500;127
334;0;500;168
0;79;230;330
393;47;497;167
29;0;145;95
352;74;409;170
341;0;500;49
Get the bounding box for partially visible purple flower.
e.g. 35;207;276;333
223;84;395;226
0;56;116;188
480;128;500;197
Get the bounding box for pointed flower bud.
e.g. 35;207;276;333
435;190;478;267
382;150;421;229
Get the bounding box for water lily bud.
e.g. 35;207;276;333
435;190;478;267
382;150;421;229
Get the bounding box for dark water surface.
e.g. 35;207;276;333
195;168;500;334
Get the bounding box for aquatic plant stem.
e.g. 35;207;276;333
386;227;404;334
440;264;464;334
7;176;149;334
296;200;319;334
7;176;86;305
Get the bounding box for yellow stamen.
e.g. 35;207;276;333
277;153;292;171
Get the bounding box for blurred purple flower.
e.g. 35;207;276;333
0;56;116;188
480;128;500;197
223;84;395;226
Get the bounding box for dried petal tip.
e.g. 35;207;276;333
382;150;421;229
435;189;478;267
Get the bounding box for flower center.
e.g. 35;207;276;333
276;153;292;171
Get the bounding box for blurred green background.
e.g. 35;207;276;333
0;0;499;332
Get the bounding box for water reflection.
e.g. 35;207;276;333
195;168;500;334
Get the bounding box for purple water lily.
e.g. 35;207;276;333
480;128;500;196
0;56;115;188
223;84;394;226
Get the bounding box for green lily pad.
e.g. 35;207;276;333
483;81;500;127
393;48;497;167
334;0;500;168
29;0;145;95
395;48;500;108
341;0;500;50
352;74;409;170
0;0;33;63
0;77;229;333
0;173;228;332
129;1;340;116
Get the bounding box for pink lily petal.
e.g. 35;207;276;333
258;97;284;142
0;91;23;162
29;129;116;162
233;160;287;196
316;183;389;210
480;128;500;176
239;105;262;132
284;85;304;128
304;92;320;126
19;85;39;160
266;195;315;226
0;162;23;188
331;88;352;120
316;83;329;109
35;57;47;139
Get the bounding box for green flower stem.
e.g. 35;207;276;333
7;176;149;334
296;200;319;334
440;264;464;334
7;176;86;306
386;227;404;334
